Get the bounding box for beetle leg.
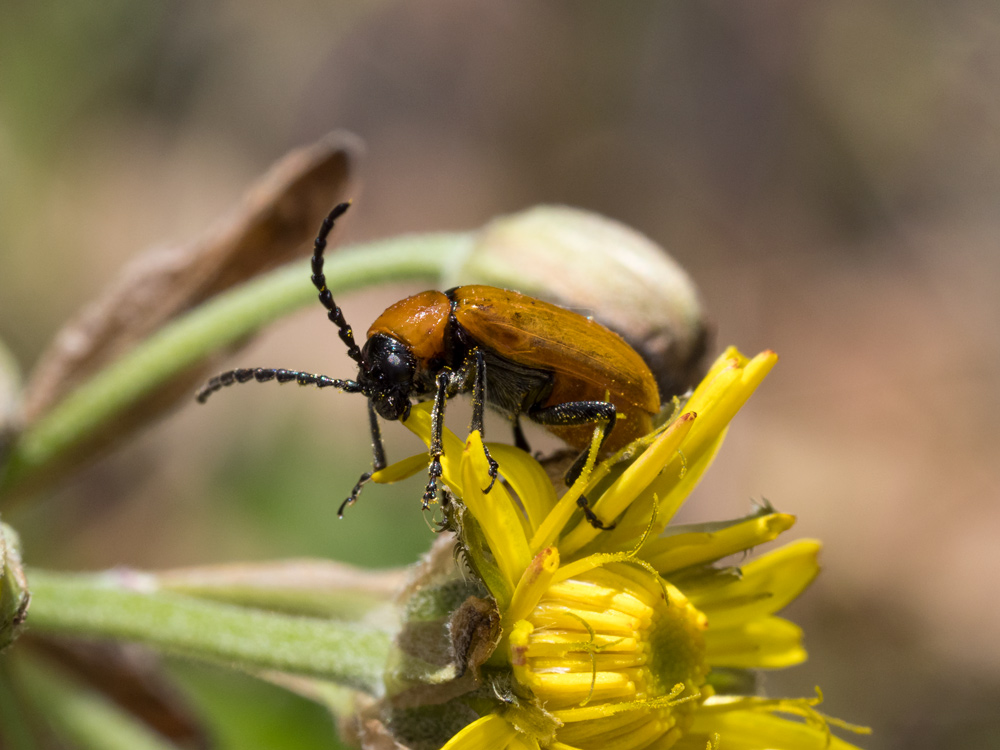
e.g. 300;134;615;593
368;398;388;472
337;401;387;517
469;349;500;493
424;371;452;508
338;472;371;517
512;417;531;453
527;400;618;530
577;495;616;530
196;367;362;404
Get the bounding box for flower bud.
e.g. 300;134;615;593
1;522;30;651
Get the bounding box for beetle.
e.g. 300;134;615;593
196;202;661;529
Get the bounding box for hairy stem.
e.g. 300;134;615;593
26;569;394;695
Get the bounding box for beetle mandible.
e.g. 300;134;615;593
196;202;661;529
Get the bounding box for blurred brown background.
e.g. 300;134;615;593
2;2;999;748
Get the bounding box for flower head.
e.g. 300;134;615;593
374;348;868;750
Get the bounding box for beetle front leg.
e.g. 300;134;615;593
469;349;500;493
338;401;387;517
424;371;452;508
528;400;618;530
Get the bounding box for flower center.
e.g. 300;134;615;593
510;562;709;750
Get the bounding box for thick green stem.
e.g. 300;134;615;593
26;569;394;696
0;232;473;492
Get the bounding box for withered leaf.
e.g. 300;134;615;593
13;131;362;494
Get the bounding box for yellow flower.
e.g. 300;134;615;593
374;348;869;750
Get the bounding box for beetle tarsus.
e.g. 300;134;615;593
481;443;499;493
577;495;616;531
339;471;373;517
423;456;443;508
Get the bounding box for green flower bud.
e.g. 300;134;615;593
1;522;30;651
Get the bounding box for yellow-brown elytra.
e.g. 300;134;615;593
197;203;672;528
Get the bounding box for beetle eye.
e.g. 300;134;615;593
381;350;411;383
361;334;416;389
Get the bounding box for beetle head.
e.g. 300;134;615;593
358;333;416;421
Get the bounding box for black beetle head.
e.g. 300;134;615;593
358;334;416;421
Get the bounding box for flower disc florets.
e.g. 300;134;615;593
510;562;708;750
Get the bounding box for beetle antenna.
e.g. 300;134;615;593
311;202;363;363
196;367;364;404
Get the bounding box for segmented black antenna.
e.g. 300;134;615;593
311;202;362;363
196;368;363;404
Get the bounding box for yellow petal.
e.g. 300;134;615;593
504;547;560;631
687;540;821;629
643;513;796;574
617;350;778;544
400;401;467;494
559;412;696;556
487;443;557;534
508;736;542;750
595;426;727;553
370;453;428;484
705;616;806;669
530;426;604;552
461;431;532;596
686;707;866;750
440;714;517;750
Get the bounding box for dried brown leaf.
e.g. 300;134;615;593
23;130;363;423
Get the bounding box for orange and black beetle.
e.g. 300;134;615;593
197;203;662;529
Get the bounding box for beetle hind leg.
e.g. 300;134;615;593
528;400;618;530
527;400;617;484
512;417;531;453
577;495;616;531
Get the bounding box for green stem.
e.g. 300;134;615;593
9;654;180;750
0;232;473;492
26;569;394;695
0;663;39;750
